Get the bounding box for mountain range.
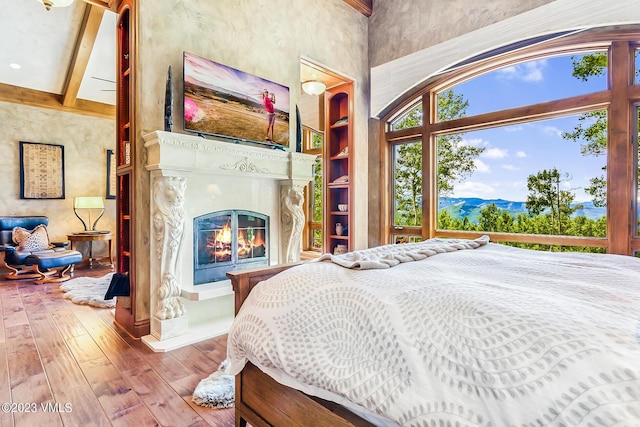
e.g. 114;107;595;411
439;197;606;222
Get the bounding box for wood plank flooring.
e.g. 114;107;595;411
0;264;234;427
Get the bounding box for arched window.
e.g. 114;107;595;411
383;28;640;255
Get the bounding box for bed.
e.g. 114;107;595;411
226;237;640;426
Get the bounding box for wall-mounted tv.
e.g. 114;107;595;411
183;51;290;148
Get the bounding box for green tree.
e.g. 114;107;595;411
393;104;422;129
562;53;608;206
394;142;422;225
393;90;485;226
561;109;608;207
436;90;485;196
570;52;607;82
312;157;323;222
477;203;499;231
563;53;640;208
525;168;579;235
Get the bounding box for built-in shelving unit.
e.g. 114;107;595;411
324;83;353;254
115;0;142;337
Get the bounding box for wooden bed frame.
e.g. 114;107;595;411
227;264;375;427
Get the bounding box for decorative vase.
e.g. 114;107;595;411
164;65;173;132
335;223;343;236
295;105;302;153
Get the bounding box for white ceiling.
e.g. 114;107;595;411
1;0;362;112
1;0;116;106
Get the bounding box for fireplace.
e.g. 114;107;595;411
194;210;269;284
143;130;316;350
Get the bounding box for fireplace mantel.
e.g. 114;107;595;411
144;130;316;181
142;130;316;351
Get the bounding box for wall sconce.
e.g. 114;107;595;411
302;80;326;96
74;197;105;232
37;0;75;11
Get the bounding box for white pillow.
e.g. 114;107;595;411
12;224;50;252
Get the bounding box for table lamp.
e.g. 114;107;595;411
73;196;105;232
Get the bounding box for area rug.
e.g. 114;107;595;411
59;272;116;308
192;359;234;408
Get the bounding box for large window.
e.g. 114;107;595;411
384;29;640;254
303;126;324;251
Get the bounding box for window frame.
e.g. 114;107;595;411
382;29;640;255
302;125;324;252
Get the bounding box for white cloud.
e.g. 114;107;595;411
483;147;508;159
501;164;517;170
497;59;547;82
505;125;524;132
543;125;563;137
452;181;496;198
516;150;527;158
474;159;490;172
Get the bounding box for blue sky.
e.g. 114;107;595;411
445;53;607;202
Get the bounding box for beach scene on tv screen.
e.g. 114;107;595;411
183;52;290;147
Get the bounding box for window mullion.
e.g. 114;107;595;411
607;41;633;254
422;92;436;240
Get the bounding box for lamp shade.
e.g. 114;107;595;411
302;80;326;96
38;0;75;10
73;197;105;231
74;196;104;209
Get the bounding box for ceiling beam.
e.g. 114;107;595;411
62;4;105;107
0;83;115;119
343;0;372;17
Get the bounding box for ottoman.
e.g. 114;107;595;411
24;249;83;284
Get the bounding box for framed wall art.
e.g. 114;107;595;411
106;149;116;199
19;141;65;199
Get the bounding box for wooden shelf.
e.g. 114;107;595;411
324;83;353;255
329;235;349;240
114;0;147;338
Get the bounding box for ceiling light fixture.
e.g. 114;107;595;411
37;0;75;11
9;63;21;69
302;80;326;96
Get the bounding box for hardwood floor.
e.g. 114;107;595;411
0;263;234;427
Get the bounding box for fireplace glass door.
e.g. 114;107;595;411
194;210;269;284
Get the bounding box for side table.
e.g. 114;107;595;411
67;232;113;269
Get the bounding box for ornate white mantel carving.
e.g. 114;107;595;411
144;130;316;181
152;176;187;321
143;131;316;342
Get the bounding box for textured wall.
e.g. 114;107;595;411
131;0;370;322
368;0;554;68
0;101;115;259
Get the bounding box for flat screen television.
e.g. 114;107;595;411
183;51;290;148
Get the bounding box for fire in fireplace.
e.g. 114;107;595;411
194;210;269;284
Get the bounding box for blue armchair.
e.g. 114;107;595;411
0;216;82;283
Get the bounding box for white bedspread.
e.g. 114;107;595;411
227;240;640;426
